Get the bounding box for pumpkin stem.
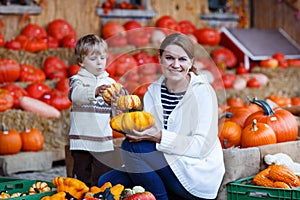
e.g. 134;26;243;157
1;122;7;132
248;98;275;116
247;96;257;105
252;119;258;131
223;139;228;149
219;112;233;119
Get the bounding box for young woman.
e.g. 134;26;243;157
99;33;225;200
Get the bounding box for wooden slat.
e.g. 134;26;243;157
252;0;300;45
151;0;208;28
30;0;101;38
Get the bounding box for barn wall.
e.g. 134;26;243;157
0;0;299;46
150;0;209;28
252;0;300;45
0;0;102;40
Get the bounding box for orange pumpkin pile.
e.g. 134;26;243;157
218;97;298;149
0;126;44;155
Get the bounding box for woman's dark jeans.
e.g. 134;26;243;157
98;139;215;200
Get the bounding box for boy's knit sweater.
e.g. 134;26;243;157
68;68;115;152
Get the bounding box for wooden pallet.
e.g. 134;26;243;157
0;148;65;176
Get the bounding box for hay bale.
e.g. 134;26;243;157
218;67;300;101
0;109;70;151
0;48;76;68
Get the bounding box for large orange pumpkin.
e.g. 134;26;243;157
20;128;44;151
241;119;277;148
0;128;22;155
245;99;298;143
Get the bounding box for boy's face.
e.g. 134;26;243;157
80;52;107;76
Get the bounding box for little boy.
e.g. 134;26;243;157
68;34;121;186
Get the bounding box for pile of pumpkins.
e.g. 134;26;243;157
0;127;44;155
42;176;155;200
102;83;155;136
218;97;298;149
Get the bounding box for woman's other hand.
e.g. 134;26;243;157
126;125;162;143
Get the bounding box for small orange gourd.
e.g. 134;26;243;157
116;95;141;111
103;83;123;104
29;181;51;194
253;168;274;187
268;164;300;187
273;181;291;189
253;164;299;189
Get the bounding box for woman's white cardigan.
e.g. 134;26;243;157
143;72;225;199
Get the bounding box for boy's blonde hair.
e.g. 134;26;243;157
75;34;108;64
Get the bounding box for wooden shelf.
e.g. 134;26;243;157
0;4;41;14
96;8;156;21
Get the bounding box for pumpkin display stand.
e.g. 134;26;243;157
0;109;70;176
218;139;300;200
0;48;75;175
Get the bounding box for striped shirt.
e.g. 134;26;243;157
161;84;185;129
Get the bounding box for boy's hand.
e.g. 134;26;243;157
96;84;110;97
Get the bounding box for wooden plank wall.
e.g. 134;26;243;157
30;0;102;38
150;0;209;28
0;0;208;41
252;0;300;45
0;0;102;40
0;0;298;47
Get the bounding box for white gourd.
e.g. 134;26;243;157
264;153;300;175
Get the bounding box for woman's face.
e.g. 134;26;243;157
80;52;107;76
160;44;193;81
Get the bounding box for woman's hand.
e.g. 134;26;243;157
126;125;162;143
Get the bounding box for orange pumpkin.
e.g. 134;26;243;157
112;130;125;139
241;119;277;148
102;21;126;39
244;102;262;114
20;128;44;151
0;88;14;112
290;96;300;106
226;97;244;107
245;99;298;143
218;120;242;148
0;128;22;155
225;106;252;128
267;94;291;107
